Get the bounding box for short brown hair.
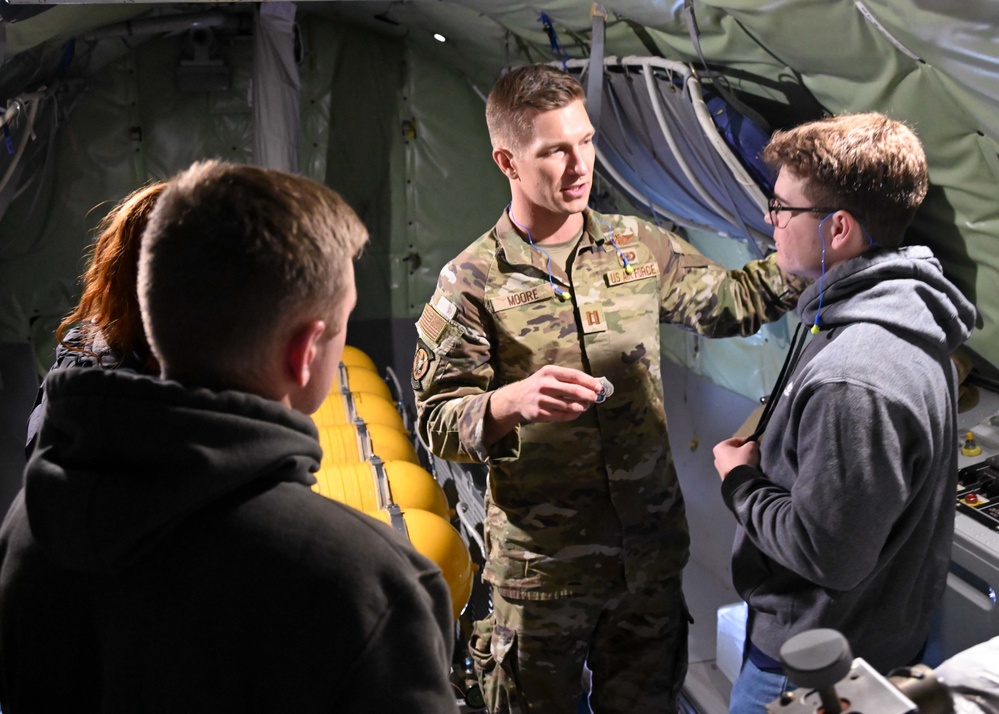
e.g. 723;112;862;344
485;64;585;151
763;112;928;248
58;181;166;371
139;160;368;385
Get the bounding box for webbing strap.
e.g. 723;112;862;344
682;0;771;132
585;3;607;138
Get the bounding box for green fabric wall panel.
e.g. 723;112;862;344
399;44;509;318
723;1;999;367
0;54;148;369
302;18;405;323
134;34;254;179
0;30;258;369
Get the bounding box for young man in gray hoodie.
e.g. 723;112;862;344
713;113;977;714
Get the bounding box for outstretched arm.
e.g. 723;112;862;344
654;229;806;336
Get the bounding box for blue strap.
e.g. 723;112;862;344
538;12;569;70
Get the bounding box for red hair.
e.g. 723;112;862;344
57;182;167;371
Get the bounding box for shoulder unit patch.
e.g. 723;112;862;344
412;339;436;390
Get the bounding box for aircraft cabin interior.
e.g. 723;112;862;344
1;2;998;712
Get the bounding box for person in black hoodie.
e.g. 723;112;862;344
0;160;459;713
713;113;977;714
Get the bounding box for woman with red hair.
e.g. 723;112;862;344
25;181;166;453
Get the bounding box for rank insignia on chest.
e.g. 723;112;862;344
605;261;659;286
580;306;608;333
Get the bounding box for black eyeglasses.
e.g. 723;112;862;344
767;197;839;228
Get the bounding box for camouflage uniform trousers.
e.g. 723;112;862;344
468;575;690;714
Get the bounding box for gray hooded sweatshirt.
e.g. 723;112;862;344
722;245;977;673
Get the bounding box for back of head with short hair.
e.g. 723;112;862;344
485;63;585;152
138;160;368;387
763;112;928;248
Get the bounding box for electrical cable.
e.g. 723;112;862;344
592;214;634;274
506;204;572;302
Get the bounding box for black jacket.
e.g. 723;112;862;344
25;325;151;457
1;368;457;713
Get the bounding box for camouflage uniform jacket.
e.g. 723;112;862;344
413;209;798;600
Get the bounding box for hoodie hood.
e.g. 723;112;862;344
798;245;977;354
24;368;322;573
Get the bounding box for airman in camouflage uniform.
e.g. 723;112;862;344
412;64;801;714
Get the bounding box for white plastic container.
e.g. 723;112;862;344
716;601;748;683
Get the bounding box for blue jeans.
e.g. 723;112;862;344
729;657;790;714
